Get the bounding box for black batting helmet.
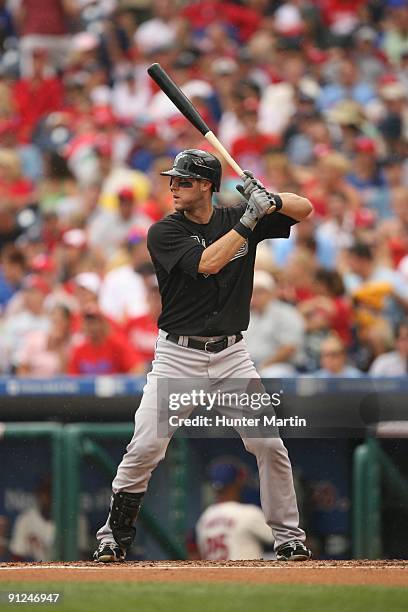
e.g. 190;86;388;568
160;149;222;191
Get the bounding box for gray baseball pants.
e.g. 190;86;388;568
96;329;305;548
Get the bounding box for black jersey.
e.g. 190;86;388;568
147;203;297;336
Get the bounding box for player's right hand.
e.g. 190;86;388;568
239;188;277;230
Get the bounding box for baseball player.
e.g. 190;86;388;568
196;458;274;560
94;149;313;563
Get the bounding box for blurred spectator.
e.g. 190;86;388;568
125;275;160;371
317;58;377;112
285;108;329;167
87;186;150;258
302;152;361;218
352;26;386;85
112;69;152;123
286;247;320;303
316;0;367;46
196;457;273;561
380;1;408;66
9;475;55;561
70;271;125;338
346;136;384;205
9;474;89;561
270;216;336;271
314;334;363;378
0;147;36;208
0;2;15;52
124;276;161;368
326;100;367;158
38;152;78;221
181;0;261;47
377;78;406;155
68;302;144;375
371;154;406;220
0;244;26;312
58;228;88;283
140;157;176;222
263;152;300;194
0;0;404;379
316;191;360;254
73;271;101;308
245;270;304;377
354;318;396;373
12;0;78;77
127;123;177;174
378;186;408;268
15;304;72;376
134;0;180;55
99;227;149;323
96;138;151;212
230;98;280;178
345;242;408;329
12;48;64;143
299;269;353;347
0;274;50;372
259;52;310;137
369;320;408;376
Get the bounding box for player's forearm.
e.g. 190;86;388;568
198;229;247;275
276;193;313;221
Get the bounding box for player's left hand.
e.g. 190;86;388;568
241;170;265;199
237;173;280;215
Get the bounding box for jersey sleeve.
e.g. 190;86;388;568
9;514;29;558
246;506;274;544
147;221;205;278
252;212;298;243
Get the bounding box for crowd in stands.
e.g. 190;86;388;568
0;0;406;378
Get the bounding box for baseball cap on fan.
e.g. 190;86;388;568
75;272;101;295
253;270;276;292
127;226;147;245
62;228;87;249
31;253;56;273
22;274;51;295
118;186;135;201
209;462;241;491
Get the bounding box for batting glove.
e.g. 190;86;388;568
238;170;266;200
239;188;278;231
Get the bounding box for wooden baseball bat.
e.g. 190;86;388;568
147;63;245;179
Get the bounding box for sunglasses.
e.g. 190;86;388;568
170;177;197;189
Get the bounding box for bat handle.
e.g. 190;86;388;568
205;131;245;179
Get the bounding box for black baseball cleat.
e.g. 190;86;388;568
93;542;126;563
276;540;312;561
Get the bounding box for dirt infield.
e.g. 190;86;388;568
0;560;407;587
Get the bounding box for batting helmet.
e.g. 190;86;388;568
160;149;222;191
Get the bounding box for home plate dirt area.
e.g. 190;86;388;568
0;560;407;587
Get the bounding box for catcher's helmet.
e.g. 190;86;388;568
160;149;222;191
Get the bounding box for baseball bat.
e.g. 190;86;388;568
147;62;245;179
